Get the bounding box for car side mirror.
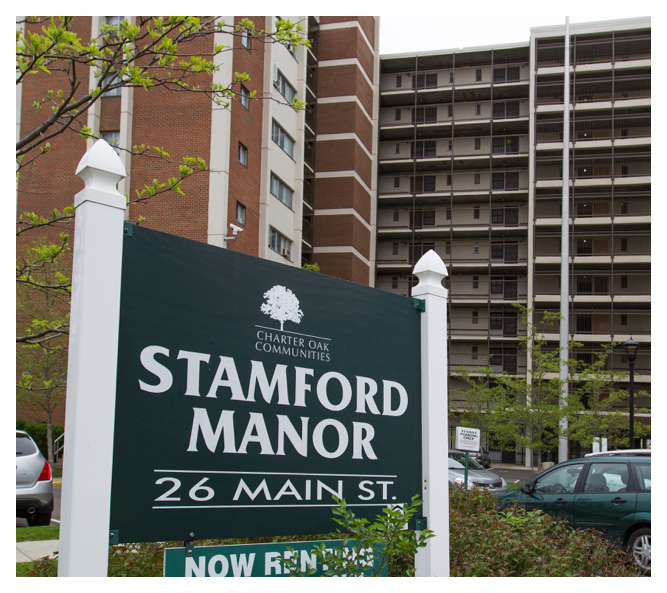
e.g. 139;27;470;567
520;483;533;494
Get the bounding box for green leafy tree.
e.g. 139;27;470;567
16;16;309;446
567;345;651;449
453;306;581;472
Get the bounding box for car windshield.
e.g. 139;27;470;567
448;452;484;470
16;434;37;456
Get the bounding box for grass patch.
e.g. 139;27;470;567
16;525;60;543
508;482;522;490
52;468;62;478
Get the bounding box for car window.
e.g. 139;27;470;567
583;462;630;493
631;463;651;492
534;463;584;494
448;452;484;470
16;434;37;456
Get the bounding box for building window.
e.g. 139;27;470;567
272;120;295;158
395;108;401;121
394;177;400;188
621;275;628;289
493;102;505;118
396;75;402;88
273;67;296;103
447;174;452;186
241;29;251;50
475;138;481;150
270;173;293;209
448;105;453;117
473;206;480;219
395;143;400;154
621;238;628;252
474;241;479;254
448;139;452;151
423;176;436;192
423;210;436;226
449;72;454;83
472;346;478;360
269;227;292;258
474;173;481;185
476;69;482;82
446;208;451;220
621;314;628;326
393;210;399;222
445;242;451;254
101;73;121;97
240;85;250;109
475;104;481;116
392;243;399;255
492;208;504;224
494;68;506;82
392;276;398;289
236;202;246;225
472;276;479;289
238;142;248;166
101;131;120;154
425;73;437;88
472;311;478;324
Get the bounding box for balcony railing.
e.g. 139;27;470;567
548;348;651;374
534;272;651;296
377;205;527;230
302;216;313;245
536;74;650;105
534;192;651;219
377;242;529;265
376;277;528;301
535;114;651;143
536;34;650;67
379;171;529;195
449;353;527;375
534;234;651;257
535;152;651;181
536;310;650;337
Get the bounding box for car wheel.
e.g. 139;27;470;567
628;527;650;575
26;510;52;527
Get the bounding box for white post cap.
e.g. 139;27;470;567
74;139;127;209
412;249;448;298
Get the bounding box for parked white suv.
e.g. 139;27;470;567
16;430;53;526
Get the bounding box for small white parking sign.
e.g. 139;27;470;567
455;427;480;452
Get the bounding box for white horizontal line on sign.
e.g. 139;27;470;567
153;503;392;510
154;469;398;478
254;325;331;341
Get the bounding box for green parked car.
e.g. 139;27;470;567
495;453;651;574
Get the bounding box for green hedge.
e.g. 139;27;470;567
16;420;64;460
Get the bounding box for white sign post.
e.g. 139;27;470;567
412;250;449;577
58;140;126;576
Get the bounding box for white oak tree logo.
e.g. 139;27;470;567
260;285;304;331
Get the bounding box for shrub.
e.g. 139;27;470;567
449;486;637;577
16;420;64;459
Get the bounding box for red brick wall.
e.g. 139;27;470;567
316;139;373;188
314;252;370;285
313;214;371;259
314;177;372;222
128;22;214;242
225;16;266;257
317;101;373;152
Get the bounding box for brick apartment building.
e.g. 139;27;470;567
17;16;650;459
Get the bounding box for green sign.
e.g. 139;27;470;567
110;224;422;543
163;539;386;577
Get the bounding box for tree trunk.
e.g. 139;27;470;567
46;409;54;465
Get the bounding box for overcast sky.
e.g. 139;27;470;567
379;14;651;55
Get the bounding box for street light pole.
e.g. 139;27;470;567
623;338;640;448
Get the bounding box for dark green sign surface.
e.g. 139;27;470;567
110;224;422;543
163;539;387;577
